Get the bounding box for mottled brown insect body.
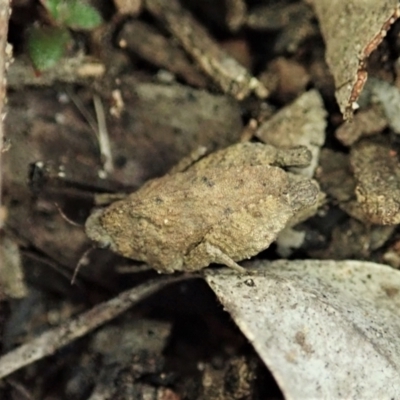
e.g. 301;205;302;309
85;143;319;273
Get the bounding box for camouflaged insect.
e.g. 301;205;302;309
85;143;320;273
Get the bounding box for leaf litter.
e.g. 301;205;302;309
2;0;400;398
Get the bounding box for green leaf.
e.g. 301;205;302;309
65;0;103;29
42;0;59;21
64;1;103;30
27;26;71;71
41;0;69;24
42;0;102;30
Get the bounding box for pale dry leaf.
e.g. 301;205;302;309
308;0;399;117
205;260;400;399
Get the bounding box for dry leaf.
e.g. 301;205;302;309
308;0;399;117
205;260;400;399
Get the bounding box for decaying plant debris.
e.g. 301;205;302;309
2;0;400;398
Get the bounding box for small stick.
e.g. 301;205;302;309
0;275;193;380
0;0;11;229
145;0;268;100
7;56;105;89
93;94;114;176
68;90;114;177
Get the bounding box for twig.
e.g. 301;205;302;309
66;90;114;177
0;0;11;229
7;56;105;89
0;274;193;380
145;0;268;100
93;94;114;176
